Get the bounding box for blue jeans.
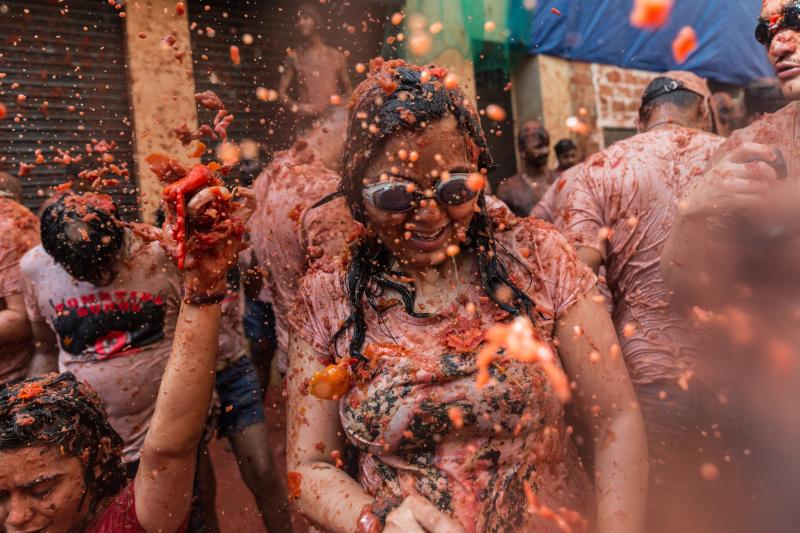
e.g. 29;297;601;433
215;355;266;437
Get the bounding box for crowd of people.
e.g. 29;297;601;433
0;0;797;532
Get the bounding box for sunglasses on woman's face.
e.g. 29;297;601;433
755;2;800;46
362;173;478;213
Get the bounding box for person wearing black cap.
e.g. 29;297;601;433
550;70;725;533
278;3;352;124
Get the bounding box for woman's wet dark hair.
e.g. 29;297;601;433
40;193;124;284
0;373;126;511
331;59;535;360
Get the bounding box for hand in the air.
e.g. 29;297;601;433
161;186;256;300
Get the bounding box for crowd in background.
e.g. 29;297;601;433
0;1;798;532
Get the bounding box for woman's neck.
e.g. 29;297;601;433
393;252;474;313
399;253;462;284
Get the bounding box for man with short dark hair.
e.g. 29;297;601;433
553;71;723;532
710;91;747;136
495;120;555;216
554;138;580;174
0;172;39;383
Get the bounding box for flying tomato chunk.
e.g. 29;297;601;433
308;360;352;400
629;0;673;30
229;45;241;65
672;26;698;64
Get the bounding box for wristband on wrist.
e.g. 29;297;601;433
180;288;226;305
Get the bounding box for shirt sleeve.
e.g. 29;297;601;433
555;161;612;260
287;263;348;362
530;179;560;223
504;219;597;325
301;196;352;263
0;243;22;298
87;480;188;533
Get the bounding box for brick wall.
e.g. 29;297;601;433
521;57;656;157
592;64;654;130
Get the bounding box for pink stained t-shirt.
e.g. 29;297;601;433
290;210;597;532
531;166;580;224
532;168;615;315
249;142;355;364
20;232;181;463
0;197;40;383
555;126;724;386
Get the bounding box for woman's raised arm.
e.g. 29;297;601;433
286;335;375;532
555;288;649;533
134;187;254;532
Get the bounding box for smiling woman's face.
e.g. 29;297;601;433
0;446;89;533
362;115;480;269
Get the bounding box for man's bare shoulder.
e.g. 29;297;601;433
725;103;796;149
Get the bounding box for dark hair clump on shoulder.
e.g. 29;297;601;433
331;59;535;361
40;193;124;282
0;373;126;510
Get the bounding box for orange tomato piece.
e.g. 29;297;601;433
672;26;698;64
287;471;302;499
308;361;352;400
229;45;241;65
629;0;673;30
189;141;206;158
17;382;44;399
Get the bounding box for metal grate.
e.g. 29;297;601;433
0;0;139;219
189;0;298;172
188;0;399;180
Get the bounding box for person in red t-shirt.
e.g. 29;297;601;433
0;181;254;531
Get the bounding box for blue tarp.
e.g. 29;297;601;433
517;0;774;86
